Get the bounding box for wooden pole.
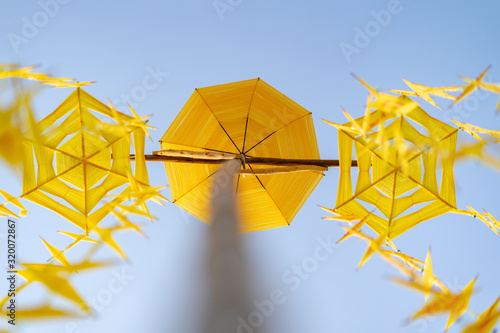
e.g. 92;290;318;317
239;165;328;175
153;149;237;160
130;150;358;167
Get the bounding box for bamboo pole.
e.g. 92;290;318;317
239;165;328;175
130;149;358;167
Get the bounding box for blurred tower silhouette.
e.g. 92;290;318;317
204;160;260;333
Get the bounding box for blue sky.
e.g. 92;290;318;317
1;0;500;332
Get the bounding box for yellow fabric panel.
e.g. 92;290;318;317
57;134;82;159
173;169;231;224
350;109;394;132
400;117;432;150
86;185;108;215
336;131;354;207
365;213;390;236
55;151;80;179
23;191;85;230
36;146;56;185
355;140;371;171
58;163;85;190
366;117;399;143
96;121;130;144
405;100;455;140
39;88;130;143
421;147;439;196
394;167;420;197
401;155;422;183
371;153;393;185
160;92;239;154
79;88;132;121
161;143;220;202
37;89;79;130
43;109;81;149
166;162;219;204
109;136;131;176
96;173;128;198
367;116;428;150
132;128;149;184
372;157;395;196
197;79;258;152
439;131;457;207
87;201;116;231
84;165;108;191
246;114;320;159
357;187;392;218
22;143;36;193
356;135;382;154
236;175;288;232
243;80;310;152
40;178;84;214
336;200;388;236
392;187;435;218
87;146;111;170
82;130;109;158
355;170;372;196
390;200;451;238
254;166;323;223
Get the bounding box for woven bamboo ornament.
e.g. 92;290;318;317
21;88;154;234
332;96;458;238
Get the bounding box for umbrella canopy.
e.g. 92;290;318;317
160;78;323;232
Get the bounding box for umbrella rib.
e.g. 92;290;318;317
171;167;223;204
241;79;259;153
196;89;241;154
235;174;241;199
243;113;311;155
249;164;289;226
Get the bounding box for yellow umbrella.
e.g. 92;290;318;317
160;78;324;232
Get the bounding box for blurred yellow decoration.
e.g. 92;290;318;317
40;237;72;267
453;205;500;235
17;263;91;313
21;87;151;234
412;277;476;331
332;96;458;239
5;303;83;321
461;297;500;333
160;78;323;232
